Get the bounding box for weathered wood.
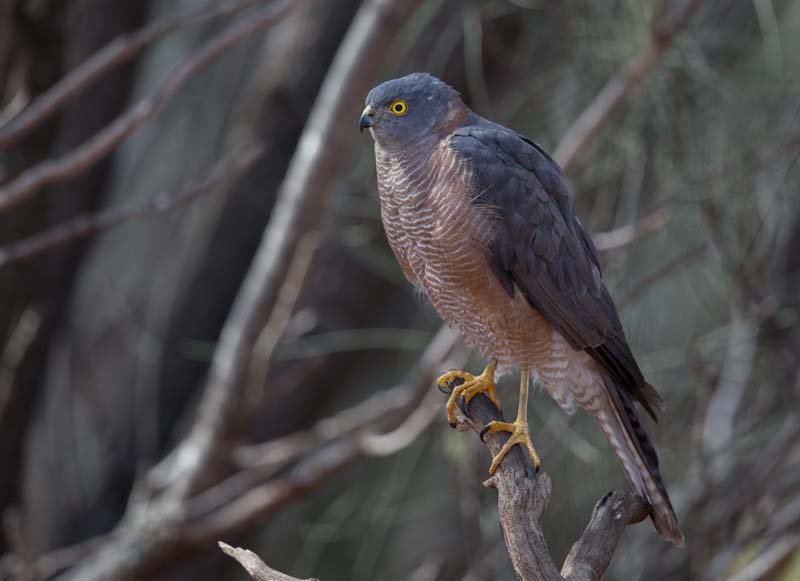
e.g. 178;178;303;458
445;380;650;581
219;543;319;581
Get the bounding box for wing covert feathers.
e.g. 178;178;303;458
449;118;681;544
449;121;661;419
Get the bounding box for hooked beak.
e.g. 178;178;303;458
359;105;377;133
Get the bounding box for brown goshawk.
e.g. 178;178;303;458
360;73;683;546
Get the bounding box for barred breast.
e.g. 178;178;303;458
375;138;563;377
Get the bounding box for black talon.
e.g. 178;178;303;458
436;375;464;395
456;395;470;416
449;421;457;429
479;423;491;442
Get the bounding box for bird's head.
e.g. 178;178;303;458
360;73;464;149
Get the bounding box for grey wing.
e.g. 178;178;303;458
449;123;664;419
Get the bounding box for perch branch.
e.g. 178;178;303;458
0;143;263;268
204;0;702;573
0;0;265;150
0;0;306;213
441;384;650;581
219;542;318;581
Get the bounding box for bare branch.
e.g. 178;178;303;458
158;0;429;506
0;0;264;150
0;308;41;421
442;387;650;581
725;535;800;581
592;208;670;252
0;143;263;268
219;542;319;581
561;491;649;581
0;533;109;580
553;0;703;173
246;233;319;407
0;0;306;213
617;242;709;309
359;387;440;457
183;327;468;536
56;1;429;577
701;311;759;464
236;326;465;471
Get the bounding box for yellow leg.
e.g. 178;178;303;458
437;361;500;426
479;369;540;475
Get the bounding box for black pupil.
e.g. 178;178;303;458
395;103;402;111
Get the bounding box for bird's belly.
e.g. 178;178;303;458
409;235;554;375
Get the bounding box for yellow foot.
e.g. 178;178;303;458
479;419;541;475
437;362;499;427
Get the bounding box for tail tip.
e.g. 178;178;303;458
654;513;685;547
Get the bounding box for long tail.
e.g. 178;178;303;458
596;372;684;546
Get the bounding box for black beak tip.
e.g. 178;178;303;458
359;110;375;133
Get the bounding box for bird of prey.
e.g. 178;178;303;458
359;73;683;546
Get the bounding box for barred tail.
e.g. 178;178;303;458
597;372;684;546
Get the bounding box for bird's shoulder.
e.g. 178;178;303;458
446;118;661;419
447;118;603;266
447;118;575;229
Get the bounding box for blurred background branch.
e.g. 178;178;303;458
0;0;798;580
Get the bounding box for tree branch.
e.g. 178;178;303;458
440;384;650;581
0;0;306;213
181;326;468;542
592;208;670;253
219;542;318;581
553;0;703;173
197;0;702;573
0;143;263;268
0;0;265;150
54;1;429;578
156;0;428;505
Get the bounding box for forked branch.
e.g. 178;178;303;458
444;382;650;581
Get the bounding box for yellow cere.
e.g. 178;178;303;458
388;99;408;116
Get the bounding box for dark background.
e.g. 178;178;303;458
0;0;798;579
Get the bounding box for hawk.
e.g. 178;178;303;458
360;73;683;546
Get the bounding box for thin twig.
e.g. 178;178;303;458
185;326;467;526
358;387;441;456
0;0;265;150
236;326;465;471
554;0;703;173
617;242;709;309
57;1;428;578
219;542;318;581
0;143;264;268
0;534;110;580
592;208;670;252
157;0;428;507
0;0;306;213
246;233;319;407
0;308;41;421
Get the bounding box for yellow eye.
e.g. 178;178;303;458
388;100;408;116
